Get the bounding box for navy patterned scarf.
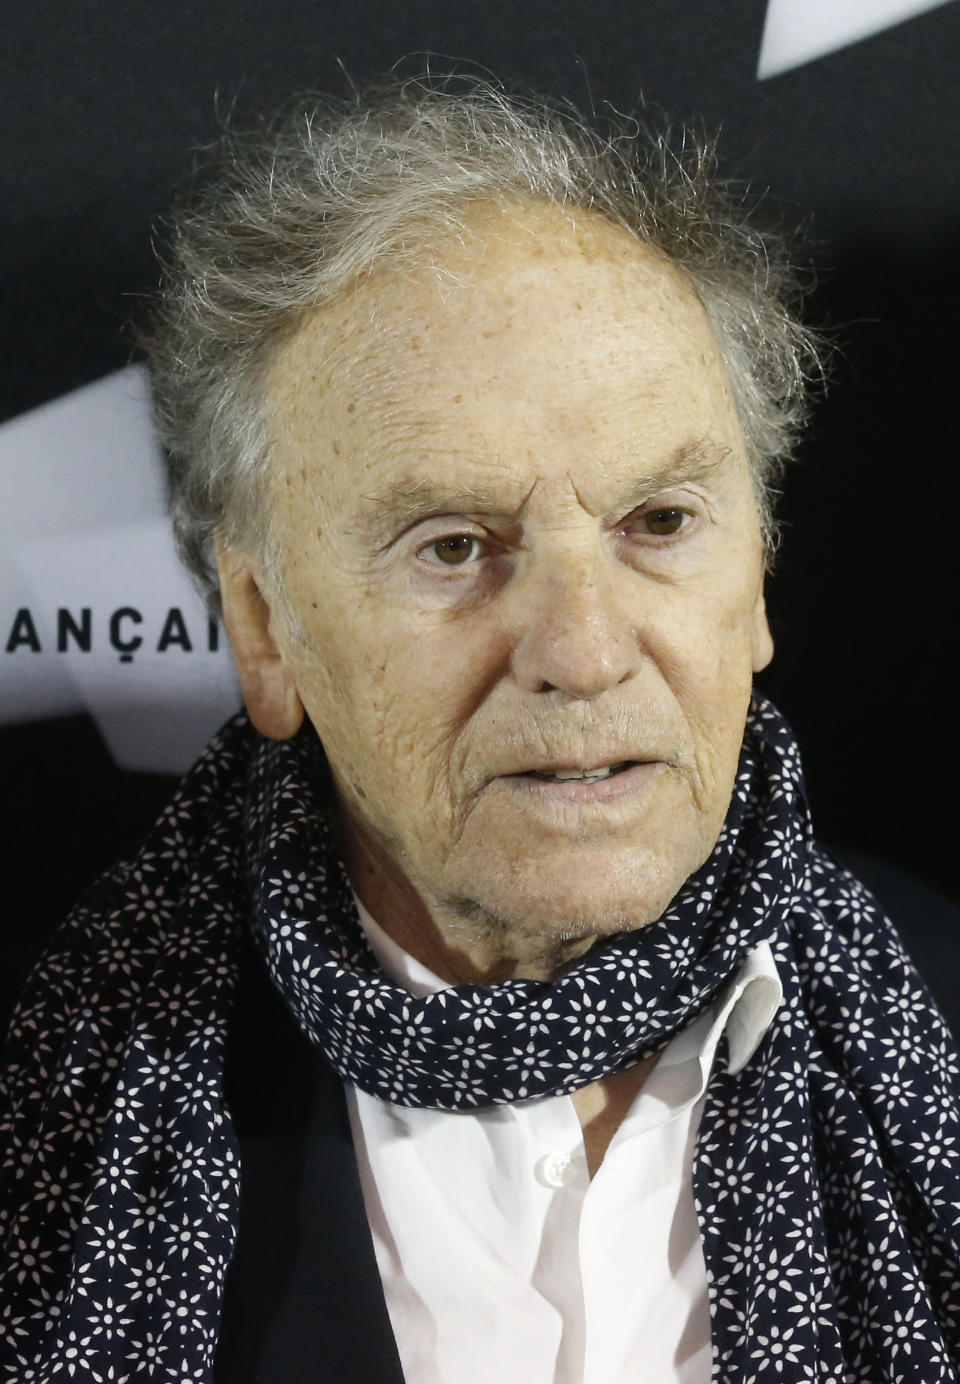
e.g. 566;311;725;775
2;696;960;1380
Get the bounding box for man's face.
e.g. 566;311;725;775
254;202;772;960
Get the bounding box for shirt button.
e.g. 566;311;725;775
536;1152;576;1188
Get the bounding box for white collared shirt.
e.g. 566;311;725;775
346;900;783;1384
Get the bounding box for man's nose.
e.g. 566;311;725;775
505;549;643;699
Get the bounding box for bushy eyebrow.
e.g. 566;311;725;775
355;437;729;543
357;479;508;541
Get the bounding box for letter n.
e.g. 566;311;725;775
57;608;92;652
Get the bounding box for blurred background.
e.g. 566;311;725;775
2;0;958;1027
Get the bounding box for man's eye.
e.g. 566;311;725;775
636;507;688;537
420;534;485;566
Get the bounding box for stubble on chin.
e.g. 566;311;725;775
436;888;655;975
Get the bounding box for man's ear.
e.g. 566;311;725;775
751;586;775;673
215;539;305;740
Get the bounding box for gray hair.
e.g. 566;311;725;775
144;74;823;609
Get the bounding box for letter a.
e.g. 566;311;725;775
5;608;42;653
156;607;193;652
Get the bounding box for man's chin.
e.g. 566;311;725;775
441;874;677;946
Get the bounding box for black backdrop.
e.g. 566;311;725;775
2;0;958;1024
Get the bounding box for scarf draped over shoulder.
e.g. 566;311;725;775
2;696;960;1381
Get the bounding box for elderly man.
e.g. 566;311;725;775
2;79;959;1384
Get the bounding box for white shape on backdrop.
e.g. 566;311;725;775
758;0;956;78
0;365;241;772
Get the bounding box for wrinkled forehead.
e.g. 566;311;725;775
262;199;741;526
267;198;719;402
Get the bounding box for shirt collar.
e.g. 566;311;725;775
352;892;783;1075
714;938;783;1073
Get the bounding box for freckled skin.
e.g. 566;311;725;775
218;200;773;985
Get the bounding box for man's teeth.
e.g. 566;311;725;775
532;762;628;781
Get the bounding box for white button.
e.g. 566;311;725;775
536;1151;576;1188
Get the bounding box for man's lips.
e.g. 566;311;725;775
495;760;663;804
499;754;658;778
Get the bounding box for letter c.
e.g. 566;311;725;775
110;607;143;658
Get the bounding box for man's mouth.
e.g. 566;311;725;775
496;758;662;806
526;761;633;782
